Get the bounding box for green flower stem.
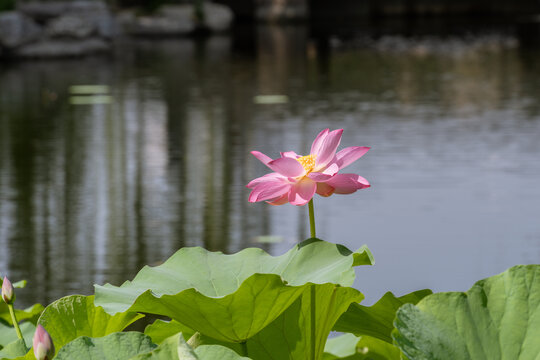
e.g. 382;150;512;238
241;341;248;357
308;199;316;238
8;303;26;347
307;198;316;359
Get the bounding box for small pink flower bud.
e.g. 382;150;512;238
2;276;14;304
33;325;55;360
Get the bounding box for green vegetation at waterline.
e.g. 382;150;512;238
0;238;538;359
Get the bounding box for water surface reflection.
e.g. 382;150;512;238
1;26;539;306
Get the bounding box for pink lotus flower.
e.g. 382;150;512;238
2;276;14;304
33;325;55;360
247;129;370;206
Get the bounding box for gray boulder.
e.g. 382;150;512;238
156;4;194;20
46;15;96;38
203;2;233;32
122;6;195;36
0;11;42;48
15;38;110;58
18;1;116;39
66;0;108;13
129;15;195;35
17;1;70;22
65;1;116;38
256;0;308;21
122;3;233;36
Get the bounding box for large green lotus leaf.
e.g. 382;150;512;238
393;265;540;360
144;319;248;355
130;334;183;360
175;334;197;360
0;340;27;359
323;334;400;360
196;345;252;360
0;322;35;348
144;320;194;344
1;351;34;360
37;295;143;351
323;334;360;359
244;284;363;359
103;273;306;342
0;343;35;360
334;289;432;343
54;332;156;360
0;303;44;326
131;333;251;360
95;239;372;343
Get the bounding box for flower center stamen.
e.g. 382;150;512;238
297;154;316;173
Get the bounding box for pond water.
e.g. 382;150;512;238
1;25;539;307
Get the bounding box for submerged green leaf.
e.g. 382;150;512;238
95;239;372;343
334;289;432;343
393;265;540;360
38;295;143;352
54;332;155;360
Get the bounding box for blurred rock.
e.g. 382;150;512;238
18;1;116;38
46;15;96;38
16;38;109;58
256;0;308;22
203;2;233;32
65;1;116;38
0;11;42;48
67;1;108;14
17;1;70;22
127;15;195;36
156;4;194;19
122;5;195;36
122;2;233;36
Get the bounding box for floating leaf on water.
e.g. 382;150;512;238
69;85;110;95
253;95;289;104
254;235;283;244
69;95;113;105
12;280;27;289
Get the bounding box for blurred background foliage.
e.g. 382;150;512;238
0;0;187;13
0;0;15;12
112;0;184;13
